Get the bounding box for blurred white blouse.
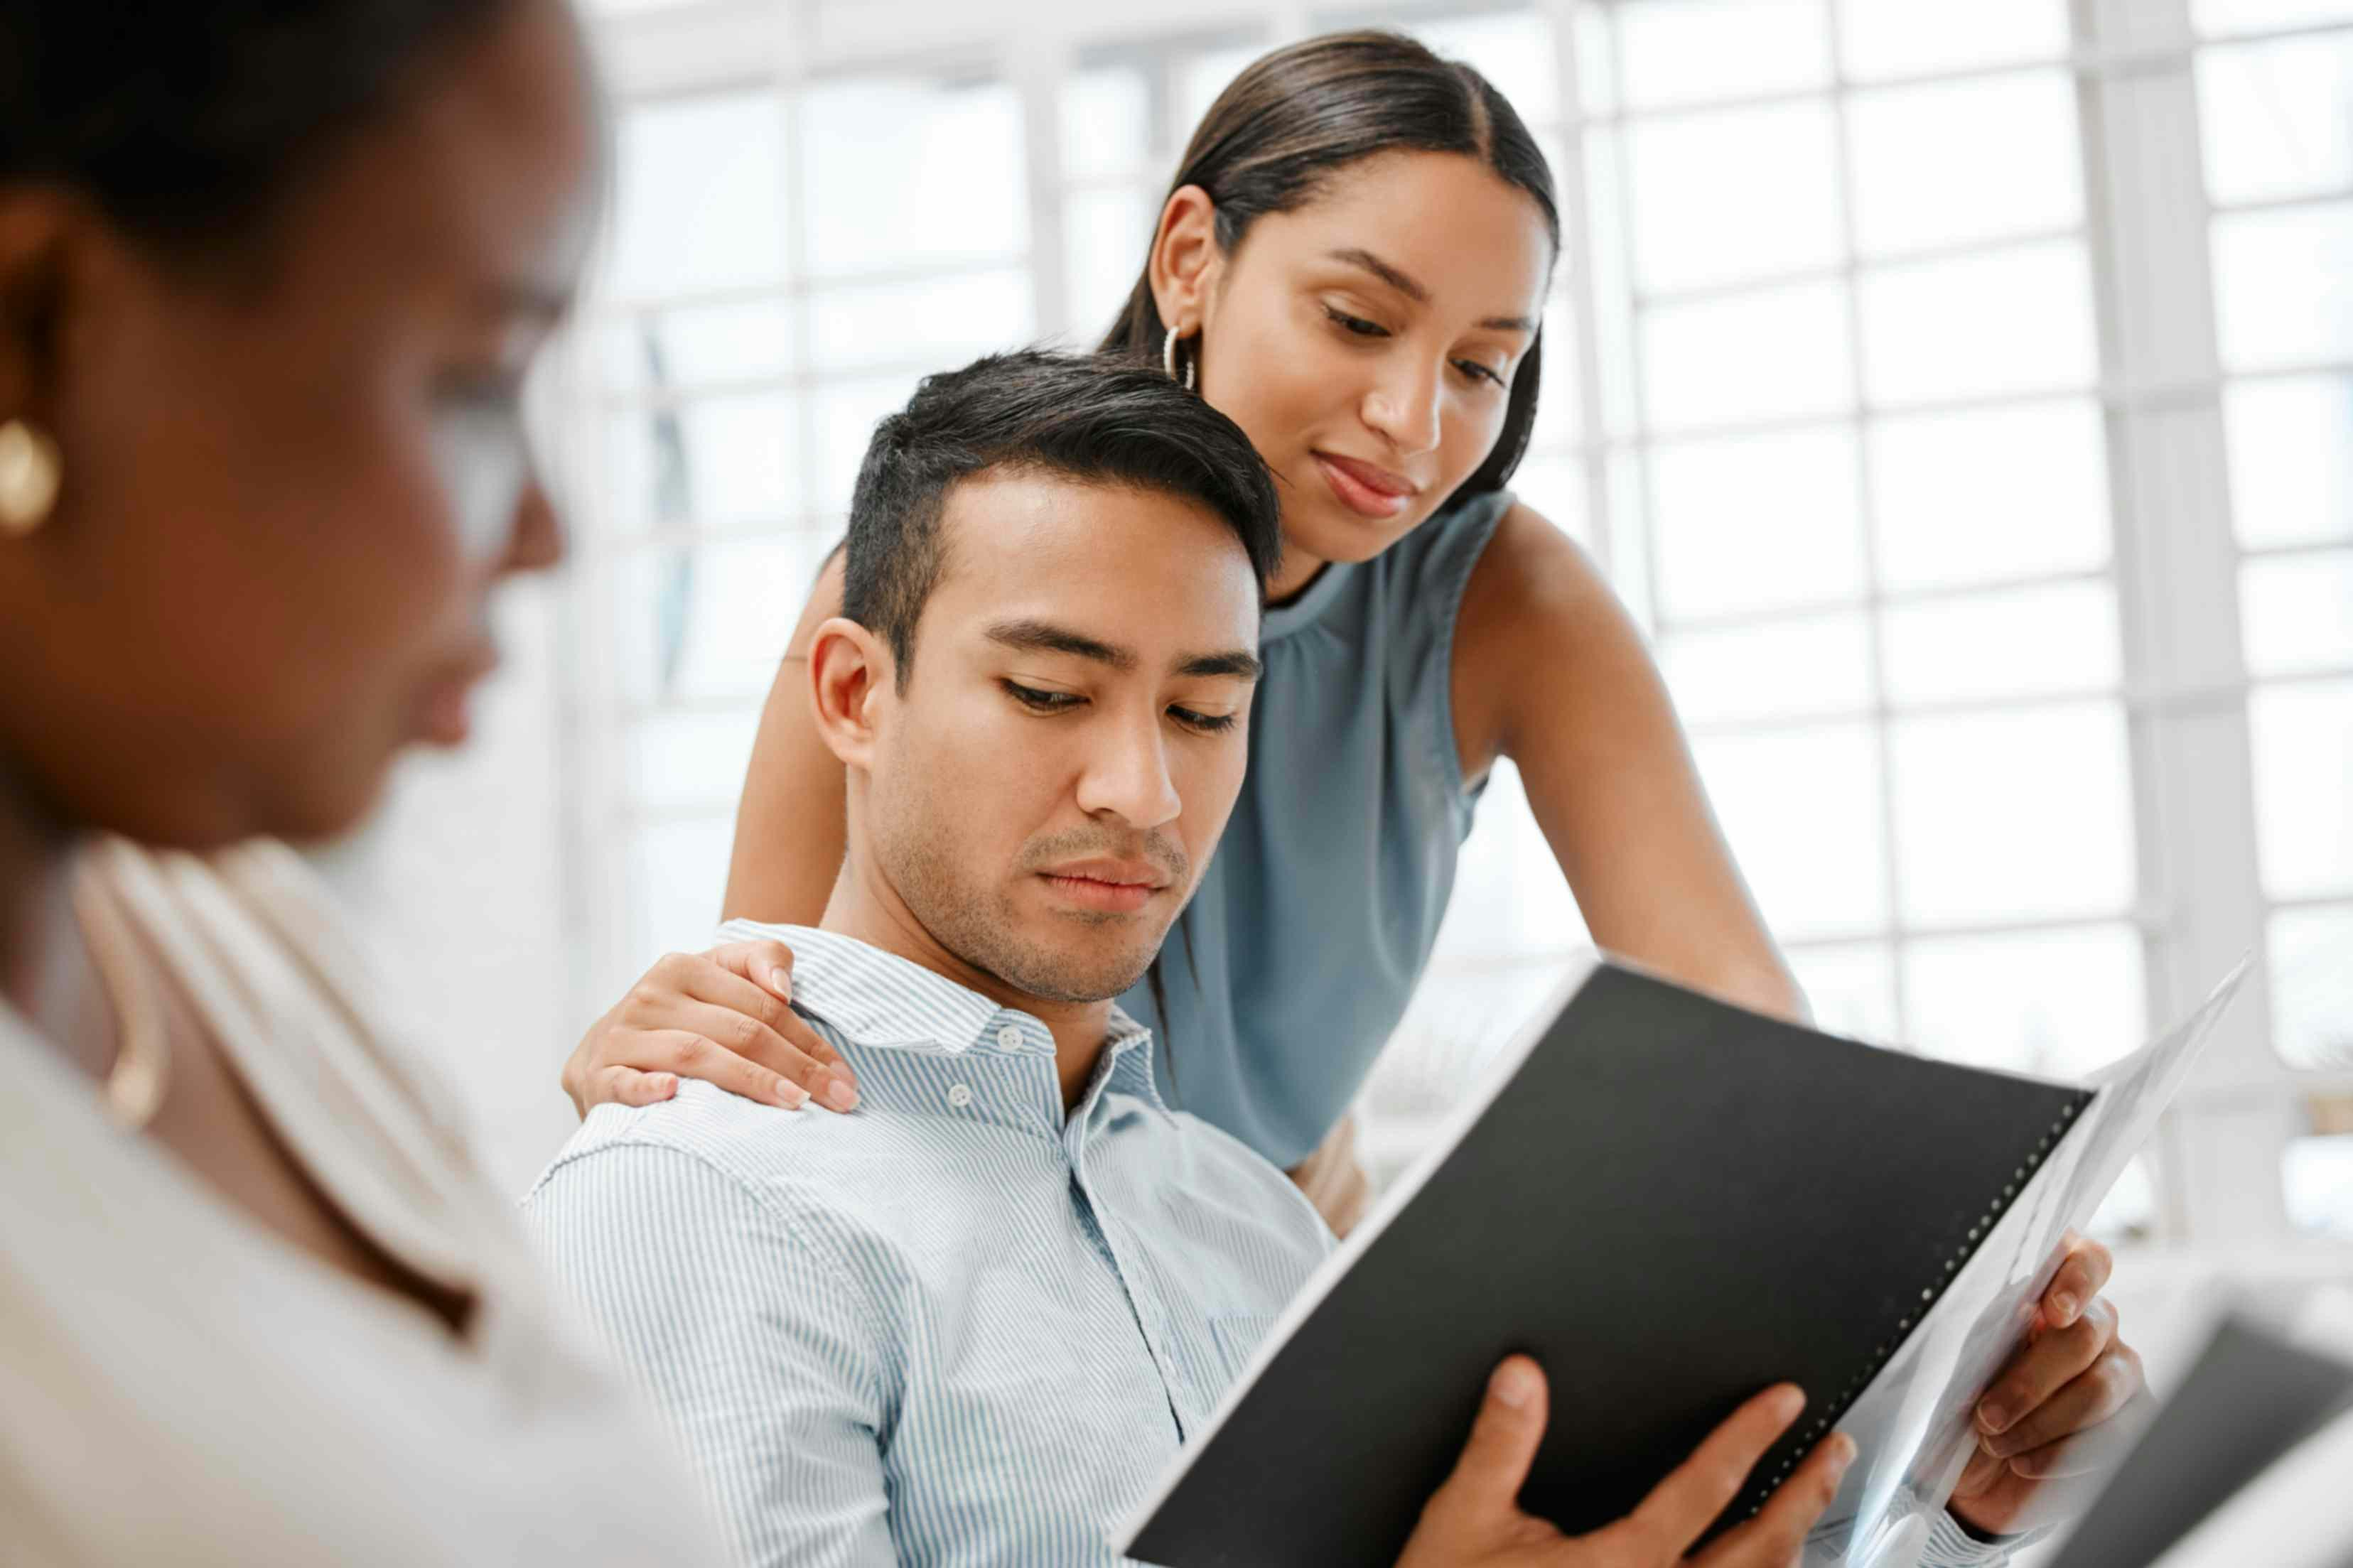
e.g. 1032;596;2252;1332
0;838;731;1567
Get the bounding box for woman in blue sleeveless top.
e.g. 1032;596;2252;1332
566;32;1803;1228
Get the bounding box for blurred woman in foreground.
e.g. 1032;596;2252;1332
0;1;729;1559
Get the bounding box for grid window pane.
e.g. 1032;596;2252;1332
1880;581;2122;706
2250;678;2353;900
606;92;787;299
1642;281;1854;431
1661;612;1874;727
2195;0;2353;33
625;709;762;813
1692;724;1888;940
1065;187;1156;345
1847;73;2082;257
1837;0;2070;80
1890;703;2136;926
1787;941;1899;1044
1526;301;1585;451
808;269;1033;373
1060;65;1151;181
600;392;799;535
2199;33;2353;207
1859;241;2097;406
1901;923;2146;1078
1649;426;1864;619
1505;454;1591;548
2241;551;2353;676
2271;905;2353;1069
802;75;1026;276
1384;10;1561;126
2226;376;2353;551
1431;761;1588;962
610;534;834;704
595;301;795;396
2285;1133;2353;1240
812;374;926;517
625;817;736;968
1615;0;1831;111
1624;103;1843;295
1175;43;1274;139
2212;202;2353;370
1870;399;2110;591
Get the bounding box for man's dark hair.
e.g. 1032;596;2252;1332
841;348;1282;688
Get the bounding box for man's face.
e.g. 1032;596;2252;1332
860;472;1263;1004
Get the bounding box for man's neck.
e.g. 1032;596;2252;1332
819;859;1114;1115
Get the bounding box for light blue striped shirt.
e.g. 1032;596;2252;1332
525;923;2020;1568
524;922;1335;1567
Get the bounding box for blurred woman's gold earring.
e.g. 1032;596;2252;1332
0;419;61;536
1162;325;1197;393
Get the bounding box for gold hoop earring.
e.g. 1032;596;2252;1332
0;419;61;536
1161;325;1197;393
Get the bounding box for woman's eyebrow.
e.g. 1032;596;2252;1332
1325;247;1538;335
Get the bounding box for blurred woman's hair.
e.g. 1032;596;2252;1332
1099;30;1561;497
0;0;519;271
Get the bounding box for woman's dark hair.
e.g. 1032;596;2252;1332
0;0;519;268
1099;29;1561;499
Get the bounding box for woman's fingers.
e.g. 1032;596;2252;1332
598;1065;678;1109
1983;1340;2143;1460
1976;1298;2120;1441
1692;1428;1856;1568
1625;1384;1807;1559
652;1027;813;1110
683;955;858;1110
2040;1234;2114;1329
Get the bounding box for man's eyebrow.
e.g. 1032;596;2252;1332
985;619;1137;672
1177;649;1264;682
1326;247;1540;335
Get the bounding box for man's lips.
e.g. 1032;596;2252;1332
1036;858;1170;915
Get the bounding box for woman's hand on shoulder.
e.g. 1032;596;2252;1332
561;939;858;1118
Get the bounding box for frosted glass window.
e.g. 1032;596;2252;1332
606;92;787;300
2285;1134;2353;1240
1065;187;1156;345
610;534;836;703
2241;552;2353;676
1660;612;1874;726
2251;678;2353;900
2195;0;2353;33
808;269;1033;373
1430;762;1587;963
1692;724;1888;940
2226;377;2353;551
627;817;738;968
2213;203;2353;371
1392;10;1560;126
2199;33;2353;207
1901;923;2146;1078
1787;941;1899;1044
1880;581;2123;705
1642;281;1854;431
1650;426;1864;619
1505;454;1590;548
625;708;763;813
1369;959;1583;1150
1526;302;1585;451
1625;103;1844;294
595;301;795;396
802;75;1026;276
1615;0;1830;111
812;374;927;517
1890;703;2136;925
1838;0;2070;80
600;391;799;535
1060;65;1152;181
1860;242;2097;406
1175;43;1274;140
1847;73;2082;257
2270;905;2353;1069
1870;399;2110;591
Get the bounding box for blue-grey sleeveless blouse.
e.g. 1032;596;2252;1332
1116;488;1513;1168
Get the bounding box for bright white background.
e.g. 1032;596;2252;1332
338;0;2352;1445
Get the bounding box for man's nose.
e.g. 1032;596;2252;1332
1074;710;1182;830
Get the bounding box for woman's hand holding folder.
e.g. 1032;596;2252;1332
1395;1359;1854;1568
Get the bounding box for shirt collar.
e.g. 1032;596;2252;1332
716;919;1154;1067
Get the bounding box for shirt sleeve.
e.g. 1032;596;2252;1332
524;1141;898;1568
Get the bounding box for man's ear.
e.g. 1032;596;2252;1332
807;615;893;769
1147;184;1221;340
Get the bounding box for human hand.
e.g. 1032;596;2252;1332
1949;1234;2151;1538
1396;1357;1855;1568
560;939;858;1118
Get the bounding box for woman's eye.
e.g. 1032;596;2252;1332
434;369;527;413
1453;358;1507;389
1323;306;1389;339
1003;681;1082;713
1170;705;1239;734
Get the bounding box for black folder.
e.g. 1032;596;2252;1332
1118;956;2242;1568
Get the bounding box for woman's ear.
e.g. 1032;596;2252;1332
1146;184;1221;337
807;615;890;769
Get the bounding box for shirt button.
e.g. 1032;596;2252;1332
947;1083;974;1109
996;1024;1023;1050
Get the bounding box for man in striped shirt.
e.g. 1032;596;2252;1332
524;352;2013;1568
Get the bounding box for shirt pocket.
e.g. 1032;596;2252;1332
1207;1313;1276;1385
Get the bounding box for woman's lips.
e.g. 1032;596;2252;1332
1314;452;1417;520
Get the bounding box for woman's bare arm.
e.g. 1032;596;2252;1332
1450;504;1807;1022
721;548;851;924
